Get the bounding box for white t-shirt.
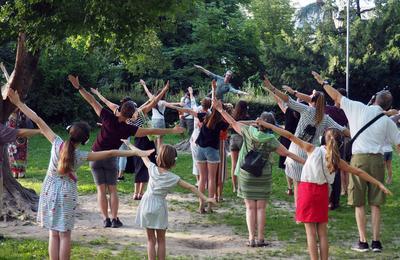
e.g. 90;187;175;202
151;100;166;120
340;97;400;154
301;146;335;185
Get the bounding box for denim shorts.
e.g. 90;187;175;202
194;146;220;163
383;151;392;161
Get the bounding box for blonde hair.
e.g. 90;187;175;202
312;91;325;125
324;129;341;173
156;144;177;169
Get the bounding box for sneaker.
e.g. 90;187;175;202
351;240;369;252
111;218;123;228
103;218;111;228
371;240;383;252
117;176;125;182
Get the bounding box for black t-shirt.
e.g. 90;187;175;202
92;108;138;152
196;121;229;149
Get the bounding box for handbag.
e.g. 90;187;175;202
343;113;385;161
240;136;266;177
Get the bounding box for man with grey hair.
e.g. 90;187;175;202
194;65;249;101
312;71;400;253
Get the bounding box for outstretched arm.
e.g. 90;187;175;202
139;79;155;100
166;104;198;117
8;89;56;143
312;71;342;105
263;76;289;103
68;75;103;117
271;92;287;113
16;129;41;138
121;139;153;168
256;119;314;154
90;88;119;113
140;80;170;115
87;146;154;161
339;160;391;195
135;125;185;138
275;144;306;164
213;100;244;135
194;64;215;77
178;180;217;206
282;85;312;104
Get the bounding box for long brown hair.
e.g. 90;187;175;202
204;107;224;130
156;144;178;169
232;100;248;121
58;122;90;175
324;128;341;173
312;91;325;125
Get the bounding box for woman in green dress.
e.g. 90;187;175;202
213;100;305;247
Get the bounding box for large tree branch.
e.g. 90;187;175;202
1;33;40;122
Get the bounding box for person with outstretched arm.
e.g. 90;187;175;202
68;75;184;228
312;71;400;253
256;118;391;260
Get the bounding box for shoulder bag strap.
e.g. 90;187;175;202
349;113;385;145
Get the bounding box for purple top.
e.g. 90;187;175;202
92;108;138;152
325;105;348;127
0;123;17;176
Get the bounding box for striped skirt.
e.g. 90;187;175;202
237;163;273;200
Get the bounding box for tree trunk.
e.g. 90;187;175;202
1;33;40;220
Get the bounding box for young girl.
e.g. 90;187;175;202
122;140;216;260
256;120;391;260
8;89;154;260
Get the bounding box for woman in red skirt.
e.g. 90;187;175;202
256;121;391;260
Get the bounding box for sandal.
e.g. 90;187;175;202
246;239;256;247
133;193;139;200
137;193;143;200
286;188;293;196
198;207;206;214
256;239;269;247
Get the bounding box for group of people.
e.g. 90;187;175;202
0;65;397;260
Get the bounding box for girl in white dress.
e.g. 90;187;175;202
123;141;216;260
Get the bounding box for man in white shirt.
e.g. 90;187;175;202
313;71;400;253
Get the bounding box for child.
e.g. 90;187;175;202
122;140;216;260
8;89;154;260
256;119;391;260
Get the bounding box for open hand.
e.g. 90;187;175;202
139;79;146;86
188;86;193;95
7;89;21;105
282;85;294;95
68;75;80;89
90;88;99;95
194;64;201;69
211;79;217;89
311;71;324;85
380;183;392;196
164;80;170;90
262;75;273;89
173;125;185;134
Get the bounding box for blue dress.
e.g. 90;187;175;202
135;163;180;229
37;136;88;232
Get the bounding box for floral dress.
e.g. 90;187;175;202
37;136;88;232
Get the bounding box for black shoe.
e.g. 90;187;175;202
117;176;125;181
371;240;383;252
111;218;123;228
103;218;111;228
351;240;369;252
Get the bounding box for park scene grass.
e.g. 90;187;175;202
1;131;399;259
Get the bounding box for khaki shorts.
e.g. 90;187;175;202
348;154;385;207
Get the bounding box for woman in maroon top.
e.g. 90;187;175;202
68;75;184;228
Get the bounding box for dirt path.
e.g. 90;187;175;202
0;193;292;259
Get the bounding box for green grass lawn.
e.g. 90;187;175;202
2;130;400;259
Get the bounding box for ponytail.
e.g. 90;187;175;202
325;129;341;173
313;92;325;125
58;139;75;175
